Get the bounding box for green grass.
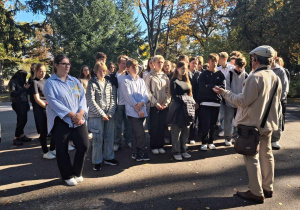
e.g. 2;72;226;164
0;92;10;102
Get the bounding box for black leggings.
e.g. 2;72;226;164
51;117;89;180
12;102;29;137
33;105;55;153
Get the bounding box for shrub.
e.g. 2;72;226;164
288;77;300;98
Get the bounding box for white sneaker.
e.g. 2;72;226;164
152;149;159;155
50;150;56;156
225;140;232;146
64;178;77;186
271;141;281;150
43;151;56;159
189;140;196;144
158;148;166;154
182;152;191;159
74;176;83;183
219;130;224;137
208;144;216;150
201;144;207;151
127;142;132;148
113;144;119;152
173;154;182;161
68;144;75;151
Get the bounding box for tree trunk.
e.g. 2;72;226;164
0;61;4;93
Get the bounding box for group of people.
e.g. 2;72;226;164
8;45;288;204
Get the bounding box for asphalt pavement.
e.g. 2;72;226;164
0;102;299;210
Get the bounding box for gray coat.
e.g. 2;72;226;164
86;77;116;118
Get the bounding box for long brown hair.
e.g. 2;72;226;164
79;65;91;79
172;61;192;96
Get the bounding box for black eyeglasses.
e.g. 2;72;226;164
59;63;71;67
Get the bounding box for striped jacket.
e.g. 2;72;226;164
86;77;116;118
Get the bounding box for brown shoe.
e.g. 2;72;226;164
263;189;273;198
237;190;264;204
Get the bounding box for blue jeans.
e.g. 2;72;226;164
114;105;132;146
218;103;225;130
89;117;114;164
224;105;237;140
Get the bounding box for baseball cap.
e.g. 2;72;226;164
250;45;275;58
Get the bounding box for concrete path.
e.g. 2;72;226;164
0;102;299;209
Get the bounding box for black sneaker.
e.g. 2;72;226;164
141;152;150;161
13;139;23;146
135;153;143;162
131;153;138;160
20;135;32;142
104;159;119;166
93;163;101;171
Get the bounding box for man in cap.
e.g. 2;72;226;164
213;45;282;204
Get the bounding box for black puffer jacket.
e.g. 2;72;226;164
8;70;28;103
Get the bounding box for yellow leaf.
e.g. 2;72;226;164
2;200;10;206
279;203;283;205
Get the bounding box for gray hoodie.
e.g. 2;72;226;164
225;69;248;108
272;63;289;101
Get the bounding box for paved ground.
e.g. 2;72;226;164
0;102;299;210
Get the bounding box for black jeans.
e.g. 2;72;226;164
128;116;147;154
150;107;168;149
198;105;220;144
32;104;40;134
51;117;89;180
12;102;29;137
33;105;55;153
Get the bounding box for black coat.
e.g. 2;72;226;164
9;70;29;103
